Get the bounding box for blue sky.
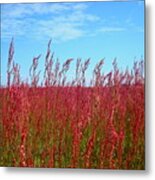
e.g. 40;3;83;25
1;1;144;85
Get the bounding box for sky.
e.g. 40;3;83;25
1;0;145;85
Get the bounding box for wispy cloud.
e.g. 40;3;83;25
1;3;99;42
1;2;143;43
36;19;85;42
2;3;74;18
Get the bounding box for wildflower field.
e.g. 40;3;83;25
0;40;145;169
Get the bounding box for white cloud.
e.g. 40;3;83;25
36;19;85;42
2;2;142;43
1;3;100;42
1;3;72;18
72;3;87;11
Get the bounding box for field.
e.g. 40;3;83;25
0;40;145;169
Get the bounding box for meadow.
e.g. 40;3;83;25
0;40;145;169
